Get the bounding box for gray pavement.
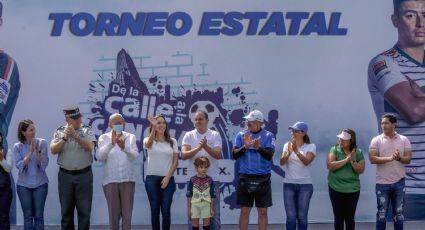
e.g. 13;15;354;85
10;222;425;229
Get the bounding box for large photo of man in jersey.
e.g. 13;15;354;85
0;1;20;150
368;0;425;220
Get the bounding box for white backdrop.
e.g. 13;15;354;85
0;0;402;225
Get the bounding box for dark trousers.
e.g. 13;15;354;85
329;186;360;230
58;169;93;230
0;183;12;230
16;183;48;230
145;175;176;230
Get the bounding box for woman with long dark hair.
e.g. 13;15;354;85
280;121;316;230
143;114;178;230
0;131;13;229
13;119;49;230
327;129;365;230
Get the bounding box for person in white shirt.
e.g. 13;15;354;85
143;114;178;230
280;122;316;230
96;113;139;230
181;110;222;230
0;131;13;229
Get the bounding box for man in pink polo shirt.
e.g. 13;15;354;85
369;114;412;230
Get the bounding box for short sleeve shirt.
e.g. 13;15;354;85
182;129;222;181
51;125;97;170
327;146;364;193
234;129;275;175
282;142;316;184
369;133;412;184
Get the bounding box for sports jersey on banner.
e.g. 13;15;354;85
0;51;20;150
368;45;425;194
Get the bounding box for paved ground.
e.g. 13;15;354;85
10;222;425;229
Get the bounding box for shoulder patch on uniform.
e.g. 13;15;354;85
56;126;66;131
381;48;397;57
372;60;388;76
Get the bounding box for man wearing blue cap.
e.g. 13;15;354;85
368;0;425;220
232;110;275;230
50;106;97;230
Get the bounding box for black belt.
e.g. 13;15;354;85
60;166;91;175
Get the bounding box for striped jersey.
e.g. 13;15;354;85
0;50;20;150
368;45;425;194
234;129;275;175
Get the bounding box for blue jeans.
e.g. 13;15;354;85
145;175;176;230
188;181;220;230
376;179;405;230
16;183;48;230
283;183;313;230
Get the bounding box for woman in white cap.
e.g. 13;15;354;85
327;129;365;230
280;121;316;230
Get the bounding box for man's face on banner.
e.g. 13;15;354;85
393;0;425;47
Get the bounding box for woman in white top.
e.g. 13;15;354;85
280;122;316;230
143;114;178;230
96;113;139;230
0;131;13;230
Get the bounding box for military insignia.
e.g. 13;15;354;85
54;126;66;139
0;78;11;104
373;60;387;76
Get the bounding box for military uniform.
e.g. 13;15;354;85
51;106;96;230
52;125;96;170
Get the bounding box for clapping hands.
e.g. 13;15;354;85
243;133;260;150
112;131;126;150
392;149;401;161
64;124;77;139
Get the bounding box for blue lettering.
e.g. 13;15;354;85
69;12;96;36
49;11;347;37
301;12;327;35
143;12;168;36
328;12;347;35
222;12;244;36
117;12;146;36
286;12;309;35
167;12;192;36
49;13;72;36
259;12;286;35
244;12;268;35
94;13;120;36
199;12;224;35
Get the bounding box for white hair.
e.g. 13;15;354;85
108;113;124;123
